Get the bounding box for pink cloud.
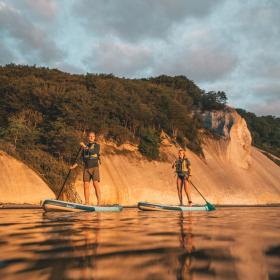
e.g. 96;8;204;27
86;40;153;76
25;0;56;18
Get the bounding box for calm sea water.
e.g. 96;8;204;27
0;207;279;280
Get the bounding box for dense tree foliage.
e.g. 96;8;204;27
236;109;280;158
138;128;160;160
0;64;229;195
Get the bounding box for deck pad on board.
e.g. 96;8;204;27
138;202;213;211
42;199;123;212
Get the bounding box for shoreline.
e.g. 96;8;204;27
1;203;280;209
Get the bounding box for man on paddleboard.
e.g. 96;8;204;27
71;131;101;205
172;149;192;206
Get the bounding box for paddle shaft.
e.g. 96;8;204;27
56;147;82;200
189;180;208;203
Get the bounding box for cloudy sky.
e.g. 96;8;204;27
1;0;279;116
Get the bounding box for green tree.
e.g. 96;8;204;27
2;110;42;149
138;129;160;160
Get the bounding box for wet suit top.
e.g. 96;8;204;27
82;142;100;169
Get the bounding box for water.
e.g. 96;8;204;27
0;207;279;280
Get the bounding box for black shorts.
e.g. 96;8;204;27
83;167;100;182
177;173;189;180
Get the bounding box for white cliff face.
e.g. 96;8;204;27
203;109;252;169
203;109;235;138
227;111;252;169
0;151;55;204
1;110;279;205
72;112;280;206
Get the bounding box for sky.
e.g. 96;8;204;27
0;0;279;116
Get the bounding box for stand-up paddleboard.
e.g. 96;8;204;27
138;202;214;211
42;199;123;212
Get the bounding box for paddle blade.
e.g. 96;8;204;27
206;202;216;211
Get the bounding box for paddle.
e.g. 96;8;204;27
189;180;216;211
57;147;82;200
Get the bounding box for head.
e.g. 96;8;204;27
88;131;96;143
178;149;185;159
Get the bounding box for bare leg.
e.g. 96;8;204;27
84;181;90;205
177;177;183;206
183;178;192;206
61;192;66;201
93;180;101;205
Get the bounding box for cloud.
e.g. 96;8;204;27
85;40;153;77
245;82;280;116
229;82;280;116
247;100;280;117
0;0;279;116
193;0;280;116
0;41;15;64
0;1;63;64
151;29;238;82
24;0;57;18
74;0;224;42
56;62;85;74
254;83;280;94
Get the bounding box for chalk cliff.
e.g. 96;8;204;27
0;151;55;204
73;110;280;205
1;110;279;206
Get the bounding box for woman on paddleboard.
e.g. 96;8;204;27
71;131;101;205
172;149;192;206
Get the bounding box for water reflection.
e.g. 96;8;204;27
41;212;100;279
176;212;239;279
177;212;194;280
0;208;279;279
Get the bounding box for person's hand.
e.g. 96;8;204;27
70;163;78;170
80;142;87;149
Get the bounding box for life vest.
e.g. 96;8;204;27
83;142;100;166
175;158;190;175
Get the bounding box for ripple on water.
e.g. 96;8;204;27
0;207;279;279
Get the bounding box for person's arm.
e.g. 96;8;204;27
187;159;192;177
97;144;101;165
80;142;87;149
70;163;78;170
70;142;86;169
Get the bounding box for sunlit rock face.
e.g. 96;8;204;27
227;111;252;169
203;108;252;169
0;151;55;204
73;111;280;206
1;110;279;206
203;109;235;138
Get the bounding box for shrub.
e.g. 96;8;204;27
138;128;160;160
